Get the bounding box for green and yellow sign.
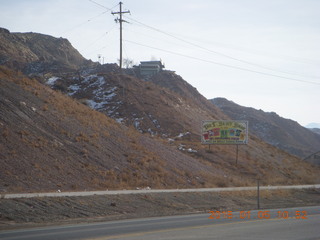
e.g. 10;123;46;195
201;120;248;145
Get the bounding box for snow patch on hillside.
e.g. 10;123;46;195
46;76;59;86
66;74;120;111
68;84;81;95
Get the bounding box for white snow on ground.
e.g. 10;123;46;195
177;132;190;138
86;100;104;109
187;148;197;153
86;76;117;110
46;73;124;123
178;144;186;151
82;75;103;85
46;77;59;86
116;118;125;123
133;117;144;132
148;114;161;129
178;144;197;153
68;84;81;95
68;74;118;111
105;87;117;94
86;90;117;110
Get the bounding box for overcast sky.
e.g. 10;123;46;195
2;0;320;126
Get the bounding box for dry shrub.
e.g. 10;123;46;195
42;104;49;111
2;127;9;139
18;130;30;138
80;148;89;158
75;132;89;142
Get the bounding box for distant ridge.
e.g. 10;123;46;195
305;123;320;129
211;97;320;158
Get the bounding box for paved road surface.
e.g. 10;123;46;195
2;184;319;199
0;206;319;240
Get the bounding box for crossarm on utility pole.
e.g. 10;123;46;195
112;2;130;70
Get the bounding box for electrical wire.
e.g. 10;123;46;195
83;23;118;50
88;1;319;85
88;0;115;11
124;39;320;86
125;25;320;80
166;32;320;67
61;0;118;36
61;10;109;36
125;15;320;81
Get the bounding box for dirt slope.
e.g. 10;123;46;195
0;67;227;193
1;67;319;194
53;69;226;138
0;27;93;74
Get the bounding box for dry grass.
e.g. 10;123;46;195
0;65;319;193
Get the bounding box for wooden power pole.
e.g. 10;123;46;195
112;2;130;70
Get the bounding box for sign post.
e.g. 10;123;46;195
236;144;239;165
257;178;260;209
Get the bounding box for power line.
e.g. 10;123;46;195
83;32;109;54
124;39;320;86
87;1;319;85
88;0;115;11
60;10;109;36
166;32;320;67
125;16;320;81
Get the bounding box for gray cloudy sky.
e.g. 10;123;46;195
2;0;320;126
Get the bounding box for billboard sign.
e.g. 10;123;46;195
201;120;248;145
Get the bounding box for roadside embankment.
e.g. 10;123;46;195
0;187;319;230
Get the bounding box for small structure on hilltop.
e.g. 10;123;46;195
138;60;165;77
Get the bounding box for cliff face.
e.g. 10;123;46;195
0;27;93;74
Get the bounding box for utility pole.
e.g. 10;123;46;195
112;2;130;70
257;178;260;209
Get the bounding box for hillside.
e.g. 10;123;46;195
0;66;225;192
212;97;320;158
45;67;226;138
1;29;319;193
0;27;93;75
309;128;320;135
1;66;319;193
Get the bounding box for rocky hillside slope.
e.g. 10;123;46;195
0;66;226;193
212;97;320;158
45;67;226;138
0;27;93;75
1;65;319;193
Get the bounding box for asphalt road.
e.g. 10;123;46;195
0;206;319;240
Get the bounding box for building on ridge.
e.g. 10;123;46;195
139;60;165;77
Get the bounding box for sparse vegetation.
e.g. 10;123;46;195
0;28;319;196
